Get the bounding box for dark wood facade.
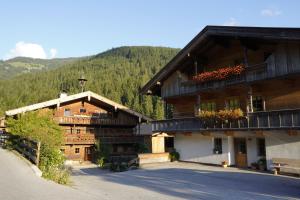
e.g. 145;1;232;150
141;26;300;133
5;91;151;162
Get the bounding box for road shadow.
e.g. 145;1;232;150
72;164;300;200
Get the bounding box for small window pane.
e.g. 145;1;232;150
80;108;86;113
228;99;240;110
213;138;222;154
253;96;263;112
75;148;80;153
64;108;71;116
201;102;216;111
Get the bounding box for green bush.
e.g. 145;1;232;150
6;111;69;184
94;140;111;168
110;162;128;172
169;151;180;162
133;143;149;153
96;157;107;168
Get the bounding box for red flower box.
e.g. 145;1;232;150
192;65;245;83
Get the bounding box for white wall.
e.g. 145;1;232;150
265;131;300;169
174;133;232;165
227;136;235;165
174;130;300;169
246;137;259;166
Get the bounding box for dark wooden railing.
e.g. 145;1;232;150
162;63;268;98
54;116;136;126
64;134;96;145
5;135;41;165
0;133;9;147
152;109;300;132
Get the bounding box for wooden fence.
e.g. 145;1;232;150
0;133;10;147
1;134;41;165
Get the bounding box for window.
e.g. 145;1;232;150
227;98;240;110
213;138;222;154
164;137;174;152
80;108;86;113
257;138;266;156
65;128;72;134
253;96;264;112
76;129;81;134
64;108;71;116
201;102;216;111
75;148;80;154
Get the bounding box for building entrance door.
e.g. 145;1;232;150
234;138;247;168
84;147;92;161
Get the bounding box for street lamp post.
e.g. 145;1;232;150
78;73;87;93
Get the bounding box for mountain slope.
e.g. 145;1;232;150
0;46;179;118
0;57;83;79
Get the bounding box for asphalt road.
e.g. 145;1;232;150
0;148;99;200
71;162;300;200
1;148;300;200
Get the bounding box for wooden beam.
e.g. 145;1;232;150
255;131;264;137
225;131;234;136
183;132;192;136
287;130;298;136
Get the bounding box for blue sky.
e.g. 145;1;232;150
1;0;299;60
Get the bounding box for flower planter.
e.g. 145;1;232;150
192;65;245;83
221;161;228;168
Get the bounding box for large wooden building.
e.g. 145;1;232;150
5;91;151;162
141;26;300;169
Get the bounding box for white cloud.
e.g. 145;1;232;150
261;8;282;17
223;18;239;26
50;48;57;59
4;41;58;60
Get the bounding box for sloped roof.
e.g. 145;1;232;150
140;25;300;95
5;91;152;121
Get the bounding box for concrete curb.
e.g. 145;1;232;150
31;165;43;177
10;149;43;177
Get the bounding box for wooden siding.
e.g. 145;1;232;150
167;96;196;118
54;100;138;126
167;76;300;118
161;41;300;98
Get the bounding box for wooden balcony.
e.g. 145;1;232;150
152;109;300;132
54;116;136;126
64;134;95;145
162;63;268;98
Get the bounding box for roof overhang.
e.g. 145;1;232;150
5;91;152;122
140;25;300;96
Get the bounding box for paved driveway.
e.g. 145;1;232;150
1;148;300;200
71;162;300;200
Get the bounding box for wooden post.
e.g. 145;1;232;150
36;141;41;166
195;94;201;116
243;47;249;68
194;60;198;76
247;87;253;113
262;98;266;111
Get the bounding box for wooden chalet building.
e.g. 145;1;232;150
141;26;300;170
5;91;151;162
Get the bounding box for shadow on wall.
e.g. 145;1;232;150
72;166;300;200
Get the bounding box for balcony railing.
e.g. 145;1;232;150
54;116;136;126
162;63;268;98
152;109;300;132
64;134;95;144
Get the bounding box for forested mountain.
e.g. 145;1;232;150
0;56;83;79
0;46;179;119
